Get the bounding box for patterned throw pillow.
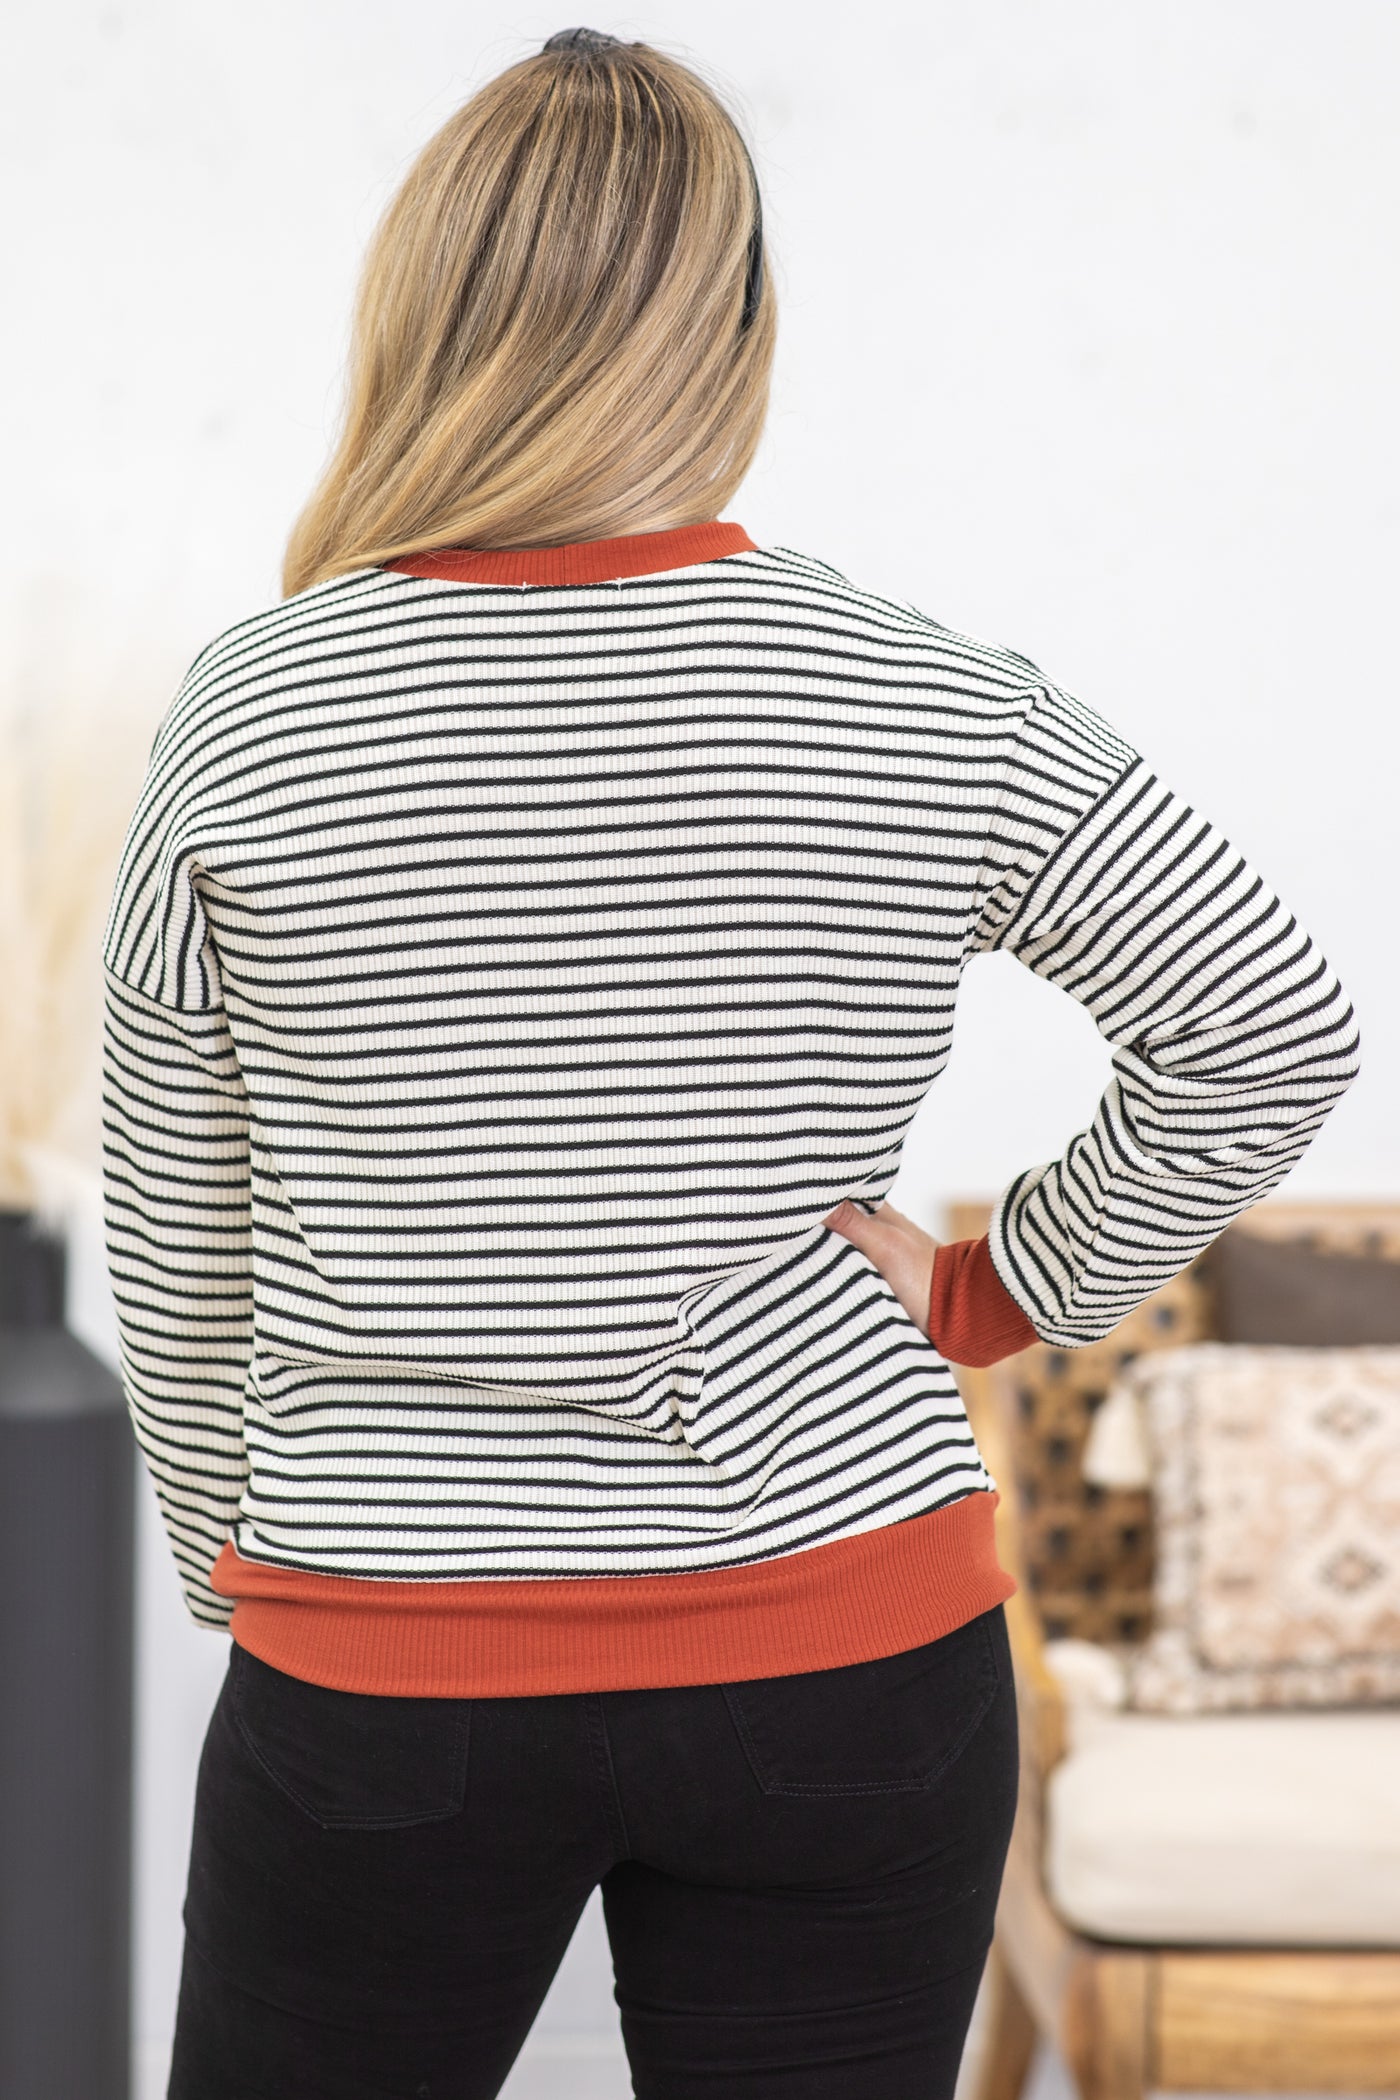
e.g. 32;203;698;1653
1111;1343;1400;1713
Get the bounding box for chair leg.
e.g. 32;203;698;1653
971;1939;1040;2100
1061;1950;1150;2100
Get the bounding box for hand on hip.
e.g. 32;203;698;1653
822;1200;941;1337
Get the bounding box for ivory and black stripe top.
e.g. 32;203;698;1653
100;521;1361;1693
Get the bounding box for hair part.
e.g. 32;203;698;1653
282;35;775;596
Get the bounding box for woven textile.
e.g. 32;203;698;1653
1118;1342;1400;1711
1002;1266;1214;1642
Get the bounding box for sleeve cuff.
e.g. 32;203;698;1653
928;1234;1039;1366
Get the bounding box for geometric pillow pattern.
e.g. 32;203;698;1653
1115;1342;1400;1712
950;1202;1400;1656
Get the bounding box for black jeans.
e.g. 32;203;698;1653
169;1601;1018;2100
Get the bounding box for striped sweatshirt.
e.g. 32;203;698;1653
100;521;1361;1695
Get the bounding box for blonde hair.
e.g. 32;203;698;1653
282;33;775;596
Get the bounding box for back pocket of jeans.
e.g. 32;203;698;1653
230;1644;471;1831
721;1608;1001;1798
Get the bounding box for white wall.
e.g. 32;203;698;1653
6;4;1397;2091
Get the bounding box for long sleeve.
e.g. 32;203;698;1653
971;682;1362;1347
101;966;254;1629
928;1235;1039;1365
83;545;1369;1690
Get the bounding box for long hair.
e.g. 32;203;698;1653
282;34;776;596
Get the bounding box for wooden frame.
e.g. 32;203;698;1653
946;1199;1400;2099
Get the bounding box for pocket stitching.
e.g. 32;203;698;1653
229;1645;471;1831
723;1617;1001;1798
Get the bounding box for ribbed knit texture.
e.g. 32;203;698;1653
208;1486;1013;1695
101;526;1361;1640
928;1237;1038;1367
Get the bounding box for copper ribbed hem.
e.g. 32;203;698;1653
210;1490;1015;1697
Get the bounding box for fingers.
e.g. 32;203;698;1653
824;1199;941;1258
820;1198;940;1338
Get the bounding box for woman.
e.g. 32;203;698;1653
102;29;1360;2100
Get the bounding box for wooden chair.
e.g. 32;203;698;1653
945;1197;1400;2100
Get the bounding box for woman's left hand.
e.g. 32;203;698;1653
822;1199;940;1337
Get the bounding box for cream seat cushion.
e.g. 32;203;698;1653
1044;1698;1400;1945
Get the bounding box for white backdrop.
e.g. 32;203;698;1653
5;4;1397;2093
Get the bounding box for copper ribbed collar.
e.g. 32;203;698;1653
383;520;754;588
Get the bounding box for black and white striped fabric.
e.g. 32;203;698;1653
101;545;1361;1627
